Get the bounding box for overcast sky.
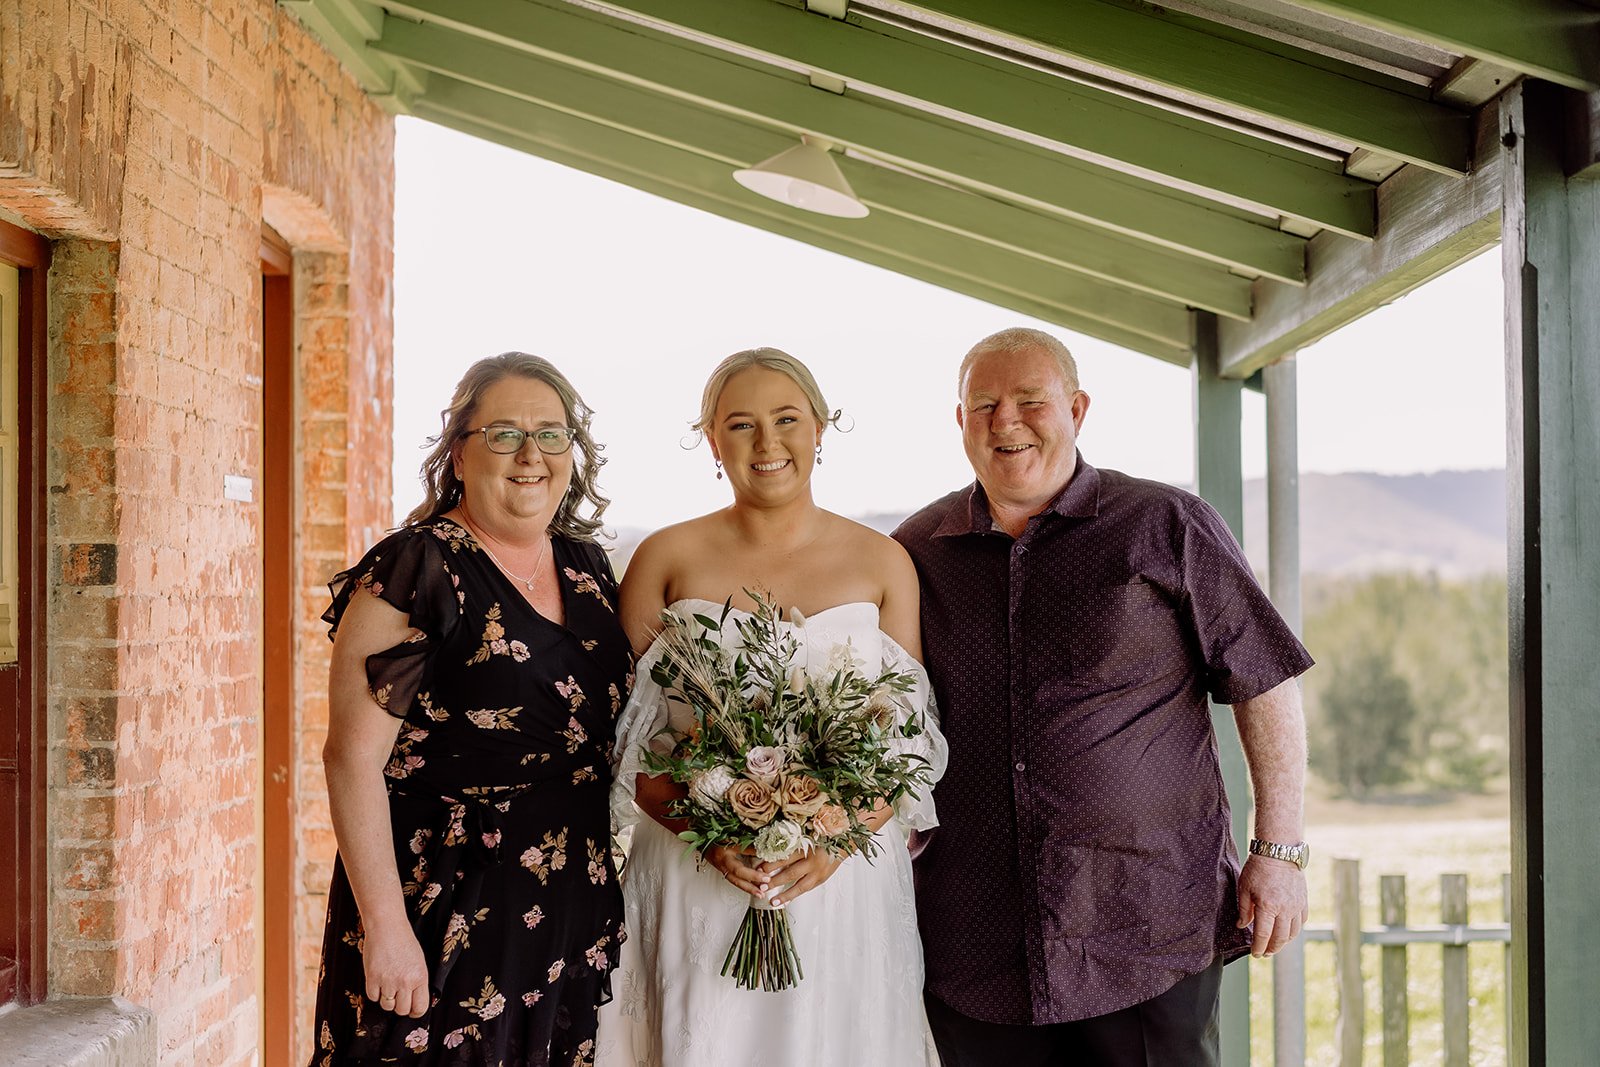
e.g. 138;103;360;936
392;118;1506;533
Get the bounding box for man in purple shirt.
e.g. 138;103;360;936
894;328;1313;1065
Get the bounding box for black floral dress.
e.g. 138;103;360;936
310;518;631;1067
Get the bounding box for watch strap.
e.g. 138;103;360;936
1248;837;1309;870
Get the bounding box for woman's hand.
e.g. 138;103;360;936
705;843;771;899
362;924;431;1018
757;848;845;906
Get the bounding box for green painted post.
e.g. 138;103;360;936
1193;311;1250;1065
1499;80;1600;1067
1265;356;1306;1067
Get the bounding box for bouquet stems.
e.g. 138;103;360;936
721;897;803;992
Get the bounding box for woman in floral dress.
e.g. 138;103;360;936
311;353;631;1066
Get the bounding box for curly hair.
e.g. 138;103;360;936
404;352;610;539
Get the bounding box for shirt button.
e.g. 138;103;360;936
1015;761;1026;772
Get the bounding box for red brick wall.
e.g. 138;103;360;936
1;2;394;1063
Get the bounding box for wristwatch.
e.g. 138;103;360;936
1248;837;1311;871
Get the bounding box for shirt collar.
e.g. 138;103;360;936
933;451;1100;538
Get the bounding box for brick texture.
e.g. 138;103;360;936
1;3;394;1064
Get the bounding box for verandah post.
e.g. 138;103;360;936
1498;78;1600;1067
1264;354;1305;1067
1191;310;1250;1064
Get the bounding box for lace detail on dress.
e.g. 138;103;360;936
597;599;946;1067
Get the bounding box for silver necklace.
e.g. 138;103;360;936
460;509;549;593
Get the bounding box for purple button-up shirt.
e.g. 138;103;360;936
894;455;1313;1026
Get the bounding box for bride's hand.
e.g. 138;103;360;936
706;844;771;899
758;849;844;907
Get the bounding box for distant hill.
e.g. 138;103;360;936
605;469;1507;579
1243;469;1505;578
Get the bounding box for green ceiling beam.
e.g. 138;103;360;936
882;0;1473;175
387;0;1372;236
411;79;1196;364
838;169;1254;321
1292;0;1600;91
1218;105;1506;376
373;7;1307;283
281;0;421;111
373;20;1251;318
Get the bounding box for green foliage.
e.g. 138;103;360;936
1313;644;1416;797
640;593;932;861
1303;573;1508;796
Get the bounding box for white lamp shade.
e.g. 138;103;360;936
733;140;869;218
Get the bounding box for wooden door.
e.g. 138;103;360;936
0;220;48;1006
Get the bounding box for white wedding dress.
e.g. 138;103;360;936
596;599;947;1067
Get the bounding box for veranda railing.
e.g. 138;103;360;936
1276;858;1512;1066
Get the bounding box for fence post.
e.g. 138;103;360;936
1334;858;1364;1067
1441;873;1470;1066
1381;874;1408;1066
1503;873;1514;1062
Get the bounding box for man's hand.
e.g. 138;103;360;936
1236;854;1308;957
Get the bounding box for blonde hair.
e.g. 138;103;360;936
958;327;1080;397
405;352;610;538
691;347;841;436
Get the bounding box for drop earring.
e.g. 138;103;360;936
814;444;823;466
715;459;723;480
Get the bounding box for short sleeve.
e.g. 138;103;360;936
322;526;464;719
1177;498;1314;704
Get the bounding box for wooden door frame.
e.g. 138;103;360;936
0;217;51;1006
260;224;295;1061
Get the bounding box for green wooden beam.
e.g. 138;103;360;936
280;0;418;111
882;0;1473;175
374;5;1307;283
440;0;1375;236
281;0;391;93
372;19;1251;318
838;169;1254;321
411;83;1197;365
1572;89;1600;177
1294;0;1600;91
1218;107;1505;377
417;76;1193;349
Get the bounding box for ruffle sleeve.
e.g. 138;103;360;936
608;637;697;831
881;634;948;833
322;526;464;720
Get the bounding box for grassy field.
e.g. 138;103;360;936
1249;784;1512;1066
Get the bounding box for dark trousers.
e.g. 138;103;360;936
925;960;1222;1067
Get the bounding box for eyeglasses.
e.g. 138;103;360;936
463;424;578;455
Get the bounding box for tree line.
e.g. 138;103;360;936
1300;572;1508;798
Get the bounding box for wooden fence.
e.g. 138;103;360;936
1279;857;1512;1066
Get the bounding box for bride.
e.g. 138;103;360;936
596;348;947;1067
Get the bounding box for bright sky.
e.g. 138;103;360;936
393;118;1506;532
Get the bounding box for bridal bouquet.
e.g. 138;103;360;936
641;593;932;992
